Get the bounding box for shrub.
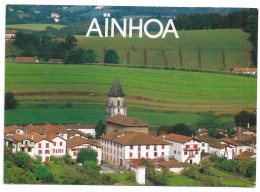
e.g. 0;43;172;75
5;92;18;110
101;174;118;185
77;148;98;163
63;154;73;165
104;49;120;64
35;165;48;180
126;171;136;182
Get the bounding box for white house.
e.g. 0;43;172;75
99;131;170;167
46;132;67;158
66;124;96;137
67;136;102;164
162;133;202;164
6;30;18;40
12;134;35;157
4;136;18;153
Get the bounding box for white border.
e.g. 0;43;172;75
0;1;259;192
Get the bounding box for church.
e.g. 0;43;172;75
105;77;149;134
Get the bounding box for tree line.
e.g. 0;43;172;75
13;31;120;64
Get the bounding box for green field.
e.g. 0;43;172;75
77;29;251;71
6;23;66;31
4;63;256;126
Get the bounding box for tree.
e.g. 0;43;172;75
242;13;258;67
15;151;33;171
77;148;98;163
104;49;120;64
157;123;194;136
63;154;73;165
64;35;77;50
42;172;55;184
95;120;105;139
200;159;214;175
234;111;256;128
101;174;118;185
208;128;224;139
63;48;96;64
5;92;18;110
194;113;223;129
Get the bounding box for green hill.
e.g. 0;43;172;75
4;63;256;126
6;23;66;31
76;29;251;71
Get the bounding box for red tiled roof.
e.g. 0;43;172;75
164;133;197;143
159;159;183;168
157;133;168;140
237;151;256;160
15;57;38;62
27;132;45;142
6;30;18;34
231;68;257;72
196;128;208;134
106;114;150;127
101;131;169;145
221;138;245;146
12;133;29;142
113;182;124;185
67;136;99;148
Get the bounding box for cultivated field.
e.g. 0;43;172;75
5;63;256;126
6;23;66;31
76;29;251;71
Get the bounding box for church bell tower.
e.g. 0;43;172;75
105;77;127;118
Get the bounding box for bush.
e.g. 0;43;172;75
77;148;98;163
63;154;73;165
101;174;118;185
66;102;73;108
50;155;62;164
15;151;34;171
35;165;48;180
126;171;136;182
42;172;55;184
220;159;238;173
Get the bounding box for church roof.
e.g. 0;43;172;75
106;114;150;127
107;77;125;97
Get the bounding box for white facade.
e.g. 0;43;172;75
200;141;209;153
17;139;35;157
164;138;202;164
131;166;146;185
34;139;53;162
77;128;96;137
52;137;66;157
209;145;234;160
99;138;170;167
106;97;127;118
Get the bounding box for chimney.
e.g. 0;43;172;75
25;131;27;137
31;135;34;140
199;128;201;132
239;127;241;132
247;123;250;129
235;136;237;141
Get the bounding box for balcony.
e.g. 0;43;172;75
183;147;200;151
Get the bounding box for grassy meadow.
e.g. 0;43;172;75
77;29;251;71
6;23;66;31
4;63;256;126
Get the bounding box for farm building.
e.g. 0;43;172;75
15;56;39;63
5;30;18;40
230;67;257;75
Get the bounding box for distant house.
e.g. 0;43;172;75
15;56;39;63
66;124;97;137
51;13;60;18
95;6;104;10
196;128;208;136
6;30;18;40
230;67;257;75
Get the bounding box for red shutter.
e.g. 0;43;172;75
54;142;56;146
162;152;164;156
146;152;149;157
38;143;41;148
162;145;164;149
46;143;49;148
129;152;132;157
60;142;62;146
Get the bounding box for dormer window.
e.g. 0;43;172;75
117;100;120;106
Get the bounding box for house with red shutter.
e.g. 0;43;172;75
161;133;202;164
6;30;18;40
99;131;170;167
67;136;101;164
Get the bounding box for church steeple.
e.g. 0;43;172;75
105;77;127;118
107;77;125;97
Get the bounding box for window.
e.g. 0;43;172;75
195;152;198;154
46;143;49;148
53;149;55;153
184;152;187;155
171;143;173;146
28;148;31;152
25;141;28;145
162;145;165;149
38;143;41;148
38;150;42;154
154;152;157;157
117;100;120;106
129;152;133;157
146;145;150;149
54;142;56;146
154;146;157;151
162;152;164;156
146;152;149;157
130;145;133;150
118;109;120;113
178;151;180;155
138;146;141;151
17;130;20;133
60;142;62;146
45;150;50;154
174;150;176;154
202;143;205;147
73;152;76;156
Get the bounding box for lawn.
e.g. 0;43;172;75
168;175;203;186
103;173;140;185
6;23;66;31
5;63;256;126
77;29;251;71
